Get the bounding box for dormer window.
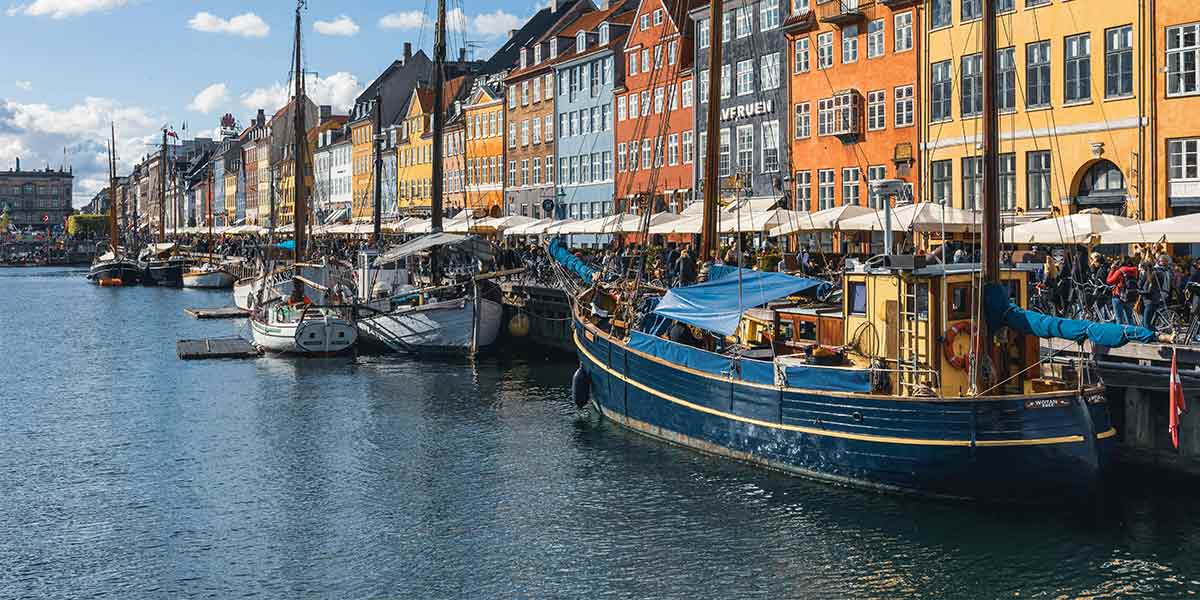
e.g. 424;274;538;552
551;40;558;58
576;31;587;52
534;44;542;64
599;23;609;44
521;48;528;69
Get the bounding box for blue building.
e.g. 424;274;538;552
553;7;632;244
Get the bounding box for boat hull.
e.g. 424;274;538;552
182;268;235;289
87;260;143;286
144;260;185;287
357;297;503;355
250;313;357;355
574;319;1114;503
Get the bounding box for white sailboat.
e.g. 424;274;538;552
183;262;236;289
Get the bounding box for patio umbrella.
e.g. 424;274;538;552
770;205;877;236
1003;210;1138;244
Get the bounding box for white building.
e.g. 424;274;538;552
314;128;353;222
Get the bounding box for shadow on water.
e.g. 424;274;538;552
2;267;1198;599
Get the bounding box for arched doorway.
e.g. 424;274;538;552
1075;160;1127;215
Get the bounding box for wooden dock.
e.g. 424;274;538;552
185;306;248;319
177;338;261;360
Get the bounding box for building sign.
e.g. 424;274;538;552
720;99;775;122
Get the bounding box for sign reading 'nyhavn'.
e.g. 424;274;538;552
720;99;775;122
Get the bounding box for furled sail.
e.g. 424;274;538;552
983;283;1157;348
548;238;597;285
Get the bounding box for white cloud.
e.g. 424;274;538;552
187;83;229;114
240;72;363;114
471;10;521;37
313;14;358;36
187;11;270;38
0;96;162;206
7;0;127;19
446;8;468;33
14;81;32;91
378;10;428;30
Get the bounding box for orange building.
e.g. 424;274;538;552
464;78;506;217
784;1;922;215
614;0;699;214
1155;2;1200;221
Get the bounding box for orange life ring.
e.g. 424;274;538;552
943;321;976;370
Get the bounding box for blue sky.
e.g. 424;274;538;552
0;0;542;205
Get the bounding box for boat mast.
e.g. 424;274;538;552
699;0;724;263
430;0;447;285
207;164;214;261
292;0;308;261
373;92;384;247
976;0;1000;392
159;129;166;242
108;123;119;256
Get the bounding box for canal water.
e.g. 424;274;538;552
2;267;1198;599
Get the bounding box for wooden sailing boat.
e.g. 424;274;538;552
560;0;1161;502
182;163;234;289
88;124;142;286
142;129;190;287
249;0;358;356
354;0;504;356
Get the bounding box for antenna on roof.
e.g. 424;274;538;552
463;40;483;61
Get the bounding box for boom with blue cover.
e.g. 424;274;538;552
548;238;596;285
654;269;831;336
983;282;1157;348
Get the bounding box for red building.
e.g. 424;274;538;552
613;0;701;214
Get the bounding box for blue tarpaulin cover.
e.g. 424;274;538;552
654;269;831;336
983;282;1157;348
548;238;596;285
629;331;736;378
275;240;296;251
778;363;872;393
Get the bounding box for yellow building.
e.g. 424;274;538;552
924;0;1151;221
397;88;435;213
224;169;238;224
350;115;375;222
1153;3;1200;221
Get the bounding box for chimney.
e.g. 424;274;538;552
15;157;20;172
509;29;517;39
403;42;412;61
256;109;266;126
459;47;467;62
551;0;558;12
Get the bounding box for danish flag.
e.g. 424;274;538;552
1170;347;1187;449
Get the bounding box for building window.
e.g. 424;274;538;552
1079;160;1126;198
1027;150;1051;210
867;19;884;59
931;0;950;29
818;98;834;136
997;0;1014;12
867;165;886;208
1064;33;1091;103
894;12;912;52
668;134;679;165
654;45;663;69
599;23;609;44
762;120;780;173
617;143;627;172
545;74;554;99
795;102;811;138
721;64;732;98
842;167;860;206
628;93;639;119
761;53;781;90
521;81;530;105
602;104;611;131
640;14;649;30
719;128;731;175
736;60;753;96
931;60;952;121
795;170;811;210
628;52;638;76
867;90;886;130
961;0;980;22
655;87;665;113
1170;139;1200;182
842;24;858;64
736;6;752;38
653;138;664;168
641;90;651;116
521;120;529;146
508;161;517;187
931;159;952;206
545;115;553;141
894;85;913;127
699;18;710;49
669;41;677;65
654;9;663;26
736;125;754;173
818;169;835;209
761;0;779;30
817;32;833;69
1105;25;1133;98
961;53;982;117
642;139;653;170
682;80;694;108
997;47;1016;111
521;160;529;186
999;153;1016;210
961;156;981;209
683;131;694;164
795;38;810;73
1027;40;1051;108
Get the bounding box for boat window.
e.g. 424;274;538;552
848;281;868;315
949;284;971;320
914;282;929;320
778;320;794;341
795;320;817;341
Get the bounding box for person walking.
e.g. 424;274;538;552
676;245;698;286
1106;258;1139;325
1140;256;1172;330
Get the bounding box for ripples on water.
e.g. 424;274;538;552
1;267;1197;599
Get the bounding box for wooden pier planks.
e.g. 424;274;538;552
177;338;261;360
185;306;248;319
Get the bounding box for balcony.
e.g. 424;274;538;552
781;9;817;33
879;0;919;8
816;0;871;26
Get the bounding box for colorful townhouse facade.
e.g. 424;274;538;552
443;102;468;212
1154;2;1200;222
785;0;921;214
466;78;507;217
923;0;1148;221
396;88;434;215
313;126;352;222
614;0;699;214
503;42;561;219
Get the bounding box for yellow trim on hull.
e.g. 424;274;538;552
575;331;1095;448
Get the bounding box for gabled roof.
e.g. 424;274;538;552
483;0;583;73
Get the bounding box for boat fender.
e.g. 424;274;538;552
943;321;976;371
571;367;591;408
508;312;531;337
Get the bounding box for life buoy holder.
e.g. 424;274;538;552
943;321;976;371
